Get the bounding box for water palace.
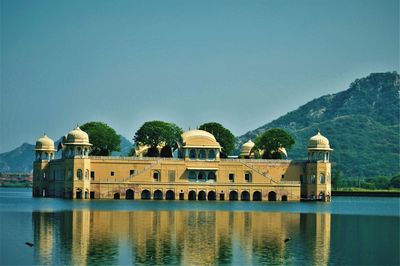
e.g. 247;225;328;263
32;127;332;202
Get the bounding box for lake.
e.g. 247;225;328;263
0;187;399;265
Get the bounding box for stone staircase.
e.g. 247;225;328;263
121;158;162;183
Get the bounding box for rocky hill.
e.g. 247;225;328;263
0;143;35;173
237;72;399;177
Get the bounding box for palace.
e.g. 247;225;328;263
32;127;332;201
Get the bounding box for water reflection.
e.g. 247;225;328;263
32;211;331;265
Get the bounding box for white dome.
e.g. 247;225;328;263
34;134;56;151
181;129;220;149
240;140;255;156
65;126;92;146
308;131;332;150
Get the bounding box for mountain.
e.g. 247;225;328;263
112;135;135;156
0;143;35;173
0;135;134;172
237;72;400;178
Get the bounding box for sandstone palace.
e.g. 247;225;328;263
32;127;332;202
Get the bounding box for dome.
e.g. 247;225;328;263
181;129;220;149
65;126;92;146
307;131;332;150
240;140;255;156
34;134;56;151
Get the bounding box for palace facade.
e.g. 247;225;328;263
32;127;332;202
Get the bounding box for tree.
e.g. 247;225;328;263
134;121;182;157
332;170;342;190
198;122;235;158
254;128;295;159
390;174;400;188
80;122;120;156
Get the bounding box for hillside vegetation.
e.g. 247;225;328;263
237;72;399;178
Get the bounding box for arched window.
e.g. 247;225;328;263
198;150;206;160
311;174;316;184
208;172;216;181
188;171;197;181
77;169;82;180
189;149;196;160
85;170;89;180
208;150;216;160
198;171;206;181
319;174;325;184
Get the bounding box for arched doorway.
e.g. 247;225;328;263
207;191;216;200
253;191;262;201
281;195;288;201
188;190;196;200
229;191;238;201
76;189;82;199
166;190;175;200
241;191;250;201
141;190;151;200
126;189;134;200
268;191;276;201
114;192;120;199
85;190;89;199
198;191;206;200
154;190;163;200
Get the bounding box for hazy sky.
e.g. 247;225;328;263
1;0;399;152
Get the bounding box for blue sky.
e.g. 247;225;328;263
1;0;399;152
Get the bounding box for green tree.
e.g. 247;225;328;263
254;128;295;159
80;122;120;156
390;174;400;188
198;122;235;158
134;121;183;157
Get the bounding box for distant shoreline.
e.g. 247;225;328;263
332;190;400;197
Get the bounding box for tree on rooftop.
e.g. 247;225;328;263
199;122;235;158
80;122;120;156
254;128;295;159
134;121;183;157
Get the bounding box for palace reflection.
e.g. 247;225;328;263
32;210;331;265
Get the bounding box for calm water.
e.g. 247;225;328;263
0;188;399;265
